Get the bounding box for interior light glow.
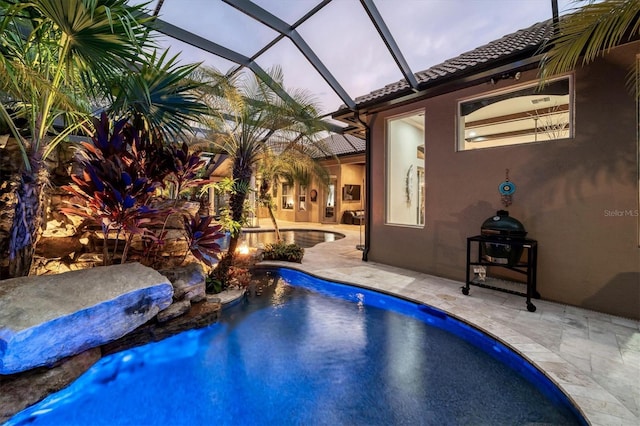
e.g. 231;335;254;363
237;243;250;255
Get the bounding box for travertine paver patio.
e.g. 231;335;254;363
256;220;640;426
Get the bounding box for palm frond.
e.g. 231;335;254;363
108;49;208;142
540;0;640;81
0;0;161;165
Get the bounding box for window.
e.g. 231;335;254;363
298;185;306;211
281;183;293;210
386;111;426;226
458;77;572;151
324;178;336;220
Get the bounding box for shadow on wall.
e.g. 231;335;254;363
521;135;635;209
432;201;495;277
582;272;640;320
521;55;636;207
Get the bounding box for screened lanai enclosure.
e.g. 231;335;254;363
135;0;572;232
0;0;571;278
138;0;568;118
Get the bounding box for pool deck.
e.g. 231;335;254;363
255;220;640;426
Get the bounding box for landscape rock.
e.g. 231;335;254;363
0;263;173;374
161;262;206;303
156;299;191;323
0;348;101;424
130;229;188;255
101;296;222;356
43;190;85;237
35;236;83;258
155;200;200;229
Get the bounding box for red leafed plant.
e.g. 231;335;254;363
165;142;210;199
62;113;223;269
182;213;225;267
62;114;171;265
62;156;169;265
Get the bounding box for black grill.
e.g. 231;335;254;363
480;210;527;266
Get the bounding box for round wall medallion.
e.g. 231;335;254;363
499;181;516;195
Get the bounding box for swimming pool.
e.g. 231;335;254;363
240;229;344;249
7;268;586;425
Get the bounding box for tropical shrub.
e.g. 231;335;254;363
62;113;224;269
182;213;225;267
166;142;208;198
62;115;169;264
205;253;255;294
0;0;155;277
262;241;304;263
201;177;252;237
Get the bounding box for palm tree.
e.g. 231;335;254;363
107;49;209;141
539;0;640;97
0;0;207;277
257;146;329;242
0;0;155;277
198;65;328;284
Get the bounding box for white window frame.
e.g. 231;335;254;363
281;183;293;210
385;109;426;228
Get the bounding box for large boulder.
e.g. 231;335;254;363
160;262;206;303
0;263;173;374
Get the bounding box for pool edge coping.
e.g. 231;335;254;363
255;261;633;425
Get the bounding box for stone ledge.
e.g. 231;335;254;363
0;348;101;422
101;296;222;356
0;263;173;374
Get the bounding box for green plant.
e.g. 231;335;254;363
203;177;252;237
0;0;209;277
197;65;328;281
108;49;209;141
204;275;225;294
539;0;640;98
262;241;304;263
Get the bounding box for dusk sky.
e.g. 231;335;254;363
136;0;579;114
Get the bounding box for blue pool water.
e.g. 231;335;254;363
7;268;585;426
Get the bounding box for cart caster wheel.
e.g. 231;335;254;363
534;291;541;299
527;303;537;312
461;287;469;296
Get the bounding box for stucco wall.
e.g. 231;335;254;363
367;42;640;319
269;158;365;226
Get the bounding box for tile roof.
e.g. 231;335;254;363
316;133;365;157
353;19;553;106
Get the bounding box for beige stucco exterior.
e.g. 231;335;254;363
365;42;640;319
263;153;365;226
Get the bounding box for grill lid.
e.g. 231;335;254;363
481;210;527;237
